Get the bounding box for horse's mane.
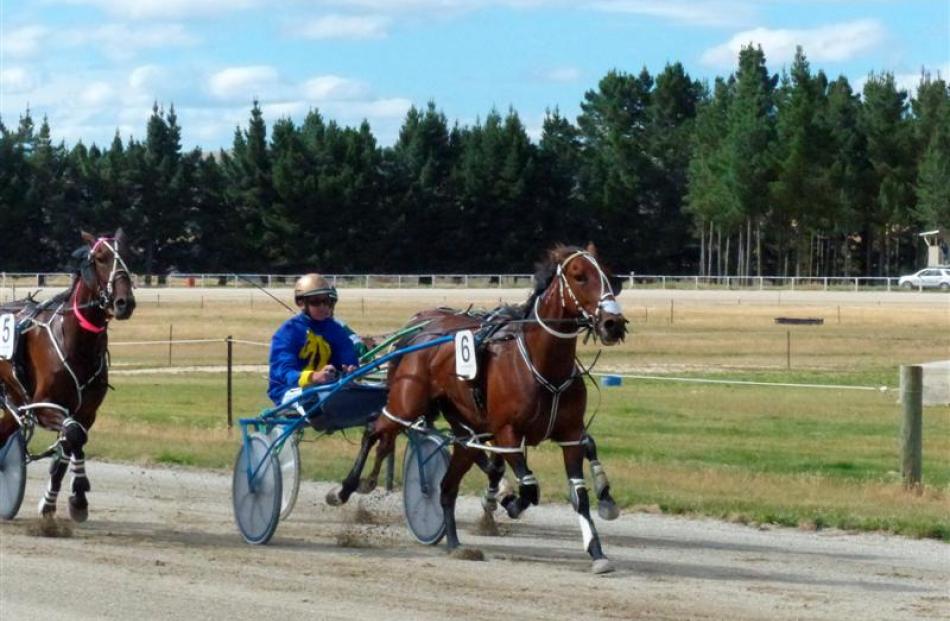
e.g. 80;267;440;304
524;244;586;319
0;281;75;315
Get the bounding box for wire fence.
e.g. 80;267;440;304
0;271;924;293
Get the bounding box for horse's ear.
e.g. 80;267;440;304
586;241;598;256
609;275;625;296
115;227;127;246
81;231;96;246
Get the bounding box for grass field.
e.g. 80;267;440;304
15;289;950;540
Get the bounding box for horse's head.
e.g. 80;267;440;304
78;228;136;320
534;243;628;345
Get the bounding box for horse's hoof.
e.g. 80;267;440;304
356;478;377;495
500;495;522;520
68;501;88;523
591;558;614;575
38;499;56;518
480;494;498;513
598;501;620;521
325;487;344;507
450;547;485;561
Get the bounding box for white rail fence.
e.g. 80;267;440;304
0;271;912;292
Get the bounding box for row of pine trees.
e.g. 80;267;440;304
1;45;947;277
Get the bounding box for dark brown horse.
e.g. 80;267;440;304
329;244;628;573
0;229;135;521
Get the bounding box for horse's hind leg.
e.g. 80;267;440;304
326;420;380;506
582;433;619;520
441;446;478;550
357;428;397;494
564;443;612;574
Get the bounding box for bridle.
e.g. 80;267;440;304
532;250;623;340
73;237;133;334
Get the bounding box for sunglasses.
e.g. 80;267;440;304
305;297;334;307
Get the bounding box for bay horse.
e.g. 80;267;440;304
329;243;628;573
0;229;135;521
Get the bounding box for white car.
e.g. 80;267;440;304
898;267;950;290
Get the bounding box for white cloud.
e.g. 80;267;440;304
537;66;581;83
589;1;754;27
60;24;199;60
79;81;115;106
345;97;413;118
1;26;50;59
208;66;281;100
701;19;887;68
0;67;38;93
57;0;259;20
129;65;169;91
290;14;390;40
853;62;950;98
302;75;371;101
261;101;309;118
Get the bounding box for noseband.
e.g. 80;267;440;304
532;251;622;340
74;237;132;333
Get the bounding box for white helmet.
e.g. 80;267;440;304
294;273;337;304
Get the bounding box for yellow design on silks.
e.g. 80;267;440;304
298;331;331;386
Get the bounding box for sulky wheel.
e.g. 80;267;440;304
265;428;301;521
0;430;27;520
402;433;449;545
232;434;283;545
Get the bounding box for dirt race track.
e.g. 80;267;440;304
1;462;947;620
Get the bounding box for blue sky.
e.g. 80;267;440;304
1;0;947;151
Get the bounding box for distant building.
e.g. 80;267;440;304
919;229;949;266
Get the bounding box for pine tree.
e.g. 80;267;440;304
860;73;914;274
915;93;950;229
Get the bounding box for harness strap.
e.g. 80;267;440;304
72;294;106;333
19;296;110;412
515;333;580;442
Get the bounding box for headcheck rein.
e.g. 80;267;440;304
532;250;622;340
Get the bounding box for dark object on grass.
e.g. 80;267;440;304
774;317;824;325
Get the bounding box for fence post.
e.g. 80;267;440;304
900;365;923;490
226;336;233;431
168;325;173;366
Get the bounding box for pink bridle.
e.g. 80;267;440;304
72;237;130;334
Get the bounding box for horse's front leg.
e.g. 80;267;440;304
473;451;507;513
39;453;68;518
33;407;76;519
582;433;619;520
64;417;91;522
563;443;613;574
495;428;538;520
